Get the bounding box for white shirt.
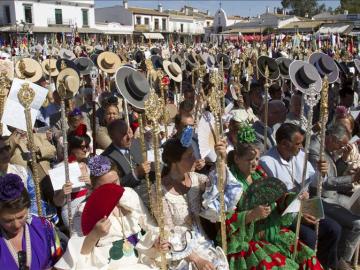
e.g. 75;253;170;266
260;147;317;192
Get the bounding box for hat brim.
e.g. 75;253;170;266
309;52;339;83
257;56;280;81
171;55;186;71
59;49;76;60
185;52;199;68
163;60;182;82
289;60;322;93
74;57;95;75
41;58;59;77
115;66;150;110
15;58;43;83
0;60;14;80
56;68;80;98
56;59;79;74
275;57;291;79
97;52;121;74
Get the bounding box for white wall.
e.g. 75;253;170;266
11;0;95;28
0;1;16;25
133;14;168;32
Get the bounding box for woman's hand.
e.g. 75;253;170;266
62;182;73;196
153;237;171;252
215;138;228;161
299;191;309;201
92;216;111;239
249;205;271;221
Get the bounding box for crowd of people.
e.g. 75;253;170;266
0;34;360;270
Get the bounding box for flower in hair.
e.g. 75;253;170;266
68;154;77;163
0;174;25;201
180;125;193;148
161;75;170;86
68;108;82;118
237;124;256;144
88;155;112;177
74;124;87;137
335;106;349;119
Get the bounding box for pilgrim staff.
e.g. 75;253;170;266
308;52;340;252
90;66;99;155
57;67;80;234
257;56;280;151
289;61;322;260
0;72;11;135
17;83;43;216
145;89;167;270
208;69;227;254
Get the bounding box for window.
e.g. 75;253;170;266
24;4;32;24
162;18;166;31
144;17;149;25
154;18;159;30
136;16;141;25
207;21;210;27
55;9;62;24
180;23;184;33
4;6;11;24
82;9;88;26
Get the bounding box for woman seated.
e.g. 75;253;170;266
53;124;91;230
138;137;242;270
55;155;159;270
0;173;62;269
225;125;323;269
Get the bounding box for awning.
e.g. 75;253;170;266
317;24;353;34
143;33;164;40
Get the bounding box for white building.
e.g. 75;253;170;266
0;0;99;41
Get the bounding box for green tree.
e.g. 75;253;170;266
281;0;327;17
339;0;360;13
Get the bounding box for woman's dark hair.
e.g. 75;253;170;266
161;138;189;176
0;189;30;212
234;142;257;159
68;130;91;152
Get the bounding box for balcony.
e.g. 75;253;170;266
134;24;150;32
47;19;73;27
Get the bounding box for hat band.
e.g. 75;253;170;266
102;60;114;69
168;64;180;77
124;76;146;100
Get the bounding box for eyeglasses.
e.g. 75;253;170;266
79;144;89;151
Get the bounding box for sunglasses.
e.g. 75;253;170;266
79;144;89;151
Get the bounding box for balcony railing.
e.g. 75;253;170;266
134;24;150;32
47;19;73;26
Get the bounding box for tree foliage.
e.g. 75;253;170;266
339;0;360;13
281;0;327;17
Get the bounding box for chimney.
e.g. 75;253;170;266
344;10;348;15
206;10;209;15
158;3;163;12
123;0;128;9
274;7;276;14
185;7;189;16
282;9;286;15
266;6;270;14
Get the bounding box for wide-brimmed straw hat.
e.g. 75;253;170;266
275;57;292;79
74;57;95;76
97;51;121;74
257;56;280;81
309;52;339;83
163;60;183;82
15;58;43;82
41;58;59;77
0;60;14;80
56;67;80;99
289;60;322;93
59;48;76;60
115;66;150;110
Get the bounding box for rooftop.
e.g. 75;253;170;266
128;7;169;16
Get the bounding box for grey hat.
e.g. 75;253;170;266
309;52;339;83
74;57;95;76
257;56;280;81
276;57;292;79
289;60;322;93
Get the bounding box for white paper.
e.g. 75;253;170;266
282;197;301;216
350;135;360;144
1;78;48;131
49;162;84;191
350;110;360;120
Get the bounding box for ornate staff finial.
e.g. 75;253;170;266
17;83;42;217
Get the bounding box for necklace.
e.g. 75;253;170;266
3;223;32;269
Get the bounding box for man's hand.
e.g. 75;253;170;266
135;161;151;178
192;159;205;172
302;213;317;225
317;160;328;176
215;138;228;161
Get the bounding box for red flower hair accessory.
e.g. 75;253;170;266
68;154;77;163
161;75;170;86
74;124;87;137
335;106;349;119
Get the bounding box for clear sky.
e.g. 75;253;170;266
95;0;340;17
